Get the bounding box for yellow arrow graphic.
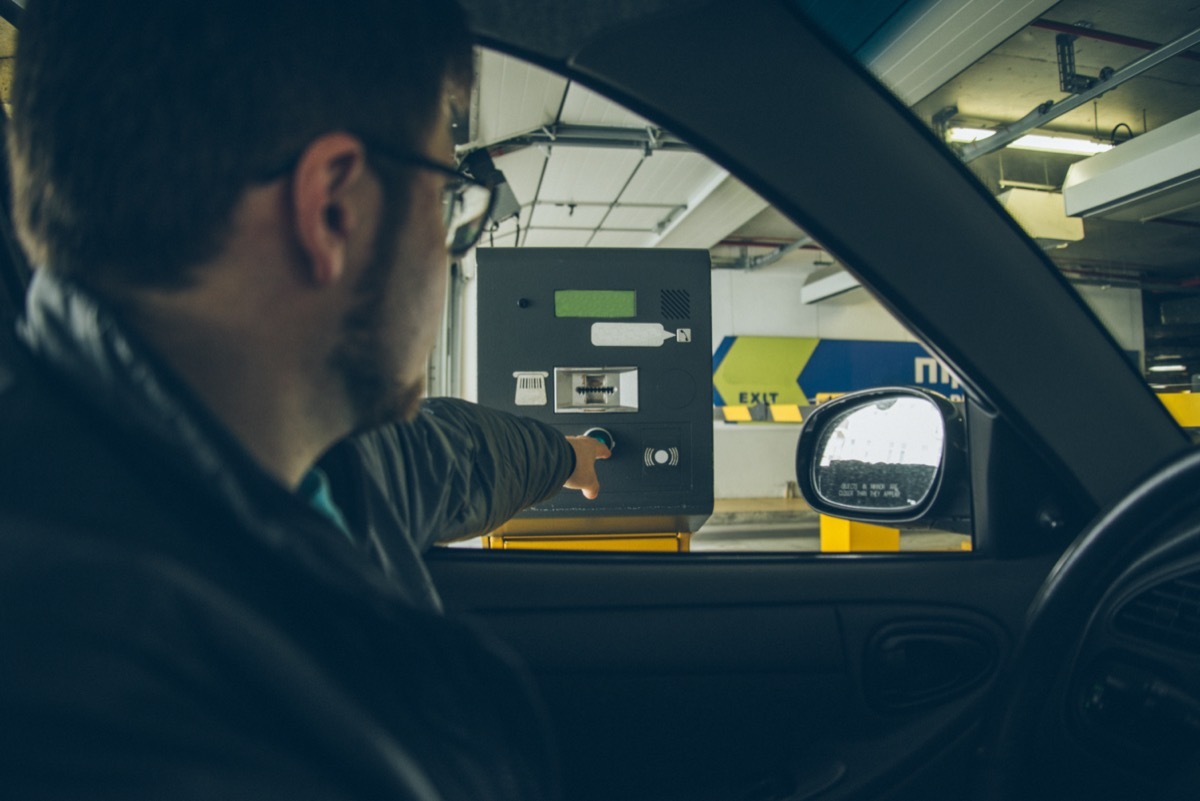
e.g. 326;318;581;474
712;336;818;407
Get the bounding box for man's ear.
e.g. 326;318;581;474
290;133;369;286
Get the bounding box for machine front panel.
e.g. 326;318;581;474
476;248;714;532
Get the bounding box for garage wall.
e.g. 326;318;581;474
708;261;1146;499
711;254;918;498
710;259;914;350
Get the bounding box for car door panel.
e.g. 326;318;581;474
428;551;1056;800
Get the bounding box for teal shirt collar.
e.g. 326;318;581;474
297;467;354;543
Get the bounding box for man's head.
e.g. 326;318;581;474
8;0;473;290
9;0;479;479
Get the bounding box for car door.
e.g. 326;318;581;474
425;2;1192;800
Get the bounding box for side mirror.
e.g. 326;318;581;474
795;387;969;530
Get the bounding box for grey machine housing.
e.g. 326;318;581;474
476;247;714;534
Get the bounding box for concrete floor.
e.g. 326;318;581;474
691;497;971;552
690;522;971;552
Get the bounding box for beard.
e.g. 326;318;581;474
328;191;425;433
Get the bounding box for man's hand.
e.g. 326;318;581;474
563;436;612;500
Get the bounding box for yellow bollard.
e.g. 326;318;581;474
819;515;900;552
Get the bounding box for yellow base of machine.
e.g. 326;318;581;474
483;532;691;552
819;515;900;552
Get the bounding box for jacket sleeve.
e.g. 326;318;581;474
346;398;576;549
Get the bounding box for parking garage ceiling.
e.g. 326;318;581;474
464;0;1200;284
910;0;1200;282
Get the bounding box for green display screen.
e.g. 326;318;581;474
554;290;637;318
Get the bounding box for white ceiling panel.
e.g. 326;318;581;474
521;228;595;248
492;147;548;210
475;50;568;146
655;176;769;249
538;148;644;203
602;205;674;231
589;230;657;248
531;202;609;228
620;152;726;205
560;82;651;128
863;0;1057;105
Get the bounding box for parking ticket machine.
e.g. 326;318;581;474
476;248;713;547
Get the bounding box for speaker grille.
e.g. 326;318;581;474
661;289;690;320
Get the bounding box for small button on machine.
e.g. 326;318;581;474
583;427;616;452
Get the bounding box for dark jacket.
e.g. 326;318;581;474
0;272;575;800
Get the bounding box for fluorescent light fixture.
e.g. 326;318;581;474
947;127;1113;156
1008;135;1113;156
1149;364;1188;373
947;127;998;143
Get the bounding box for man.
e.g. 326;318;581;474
0;1;608;798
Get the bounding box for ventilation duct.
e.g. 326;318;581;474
1063;108;1200;223
801;264;861;304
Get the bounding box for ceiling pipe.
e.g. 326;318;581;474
741;236;814;270
1032;19;1200;64
717;237;808;248
959;24;1200;162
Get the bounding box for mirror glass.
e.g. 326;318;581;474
813;396;944;511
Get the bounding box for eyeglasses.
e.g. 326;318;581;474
257;137;499;258
357;136;498;257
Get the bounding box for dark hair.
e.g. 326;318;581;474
8;0;474;288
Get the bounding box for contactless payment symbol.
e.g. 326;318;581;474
644;447;680;467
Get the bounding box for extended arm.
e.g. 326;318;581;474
339;398;608;548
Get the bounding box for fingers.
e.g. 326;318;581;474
564;436;611;500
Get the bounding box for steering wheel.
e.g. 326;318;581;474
978;444;1200;800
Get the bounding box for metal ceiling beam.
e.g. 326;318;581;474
491;124;694;154
959;24;1200;162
